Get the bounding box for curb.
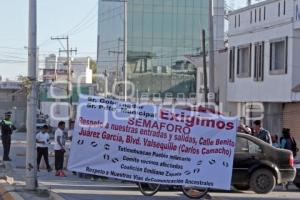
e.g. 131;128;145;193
49;191;65;200
38;184;65;200
0;185;24;200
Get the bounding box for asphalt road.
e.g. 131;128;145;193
2;132;300;200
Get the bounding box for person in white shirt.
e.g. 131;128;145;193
68;120;75;141
54;121;66;176
36;125;51;172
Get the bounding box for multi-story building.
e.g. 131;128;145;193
97;0;212;103
44;54;93;84
71;57;93;84
41;55;95;126
227;0;300;142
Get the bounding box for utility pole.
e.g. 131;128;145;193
208;0;215;105
26;0;37;190
123;0;128;101
108;38;123;81
202;30;208;105
51;36;77;119
104;69;108;97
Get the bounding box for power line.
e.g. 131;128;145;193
70;11;123;36
63;3;98;35
64;5;123;37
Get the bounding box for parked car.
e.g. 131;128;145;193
293;160;300;189
232;133;296;194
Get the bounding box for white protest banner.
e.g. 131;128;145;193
68;95;239;190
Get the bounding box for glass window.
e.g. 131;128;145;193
132;12;142;38
236;137;262;153
254;42;264;81
270;38;287;74
235;137;248;152
153;13;162;38
229;47;235;82
143;13;153;38
185;14;193;39
248;140;261;154
123;0;209;100
163;13;173;39
235;16;237;27
237;44;251;78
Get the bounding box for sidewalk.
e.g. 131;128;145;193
0;159;54;200
0;132;62;200
0;132;134;200
0;161;137;200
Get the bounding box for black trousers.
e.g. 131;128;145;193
1;135;11;161
37;147;51;170
55;150;65;171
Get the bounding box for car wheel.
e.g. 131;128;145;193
250;169;276;194
233;185;250;191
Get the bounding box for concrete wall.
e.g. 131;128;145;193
214;0;225;50
283;103;300;146
215;49;237;116
263;103;283;135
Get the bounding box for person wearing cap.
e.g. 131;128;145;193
36;125;52;172
0;112;16;161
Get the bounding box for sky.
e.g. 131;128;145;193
0;0;249;80
0;0;98;80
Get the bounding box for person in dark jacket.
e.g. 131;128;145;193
0;112;16;161
253;120;272;145
280;128;298;157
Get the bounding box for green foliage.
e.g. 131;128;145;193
89;59;97;83
90;59;97;74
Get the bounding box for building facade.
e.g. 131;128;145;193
97;0;210;103
227;0;300;142
42;55;95;126
0;81;26;129
44;54;93;84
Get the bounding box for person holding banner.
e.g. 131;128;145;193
54;121;66;177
